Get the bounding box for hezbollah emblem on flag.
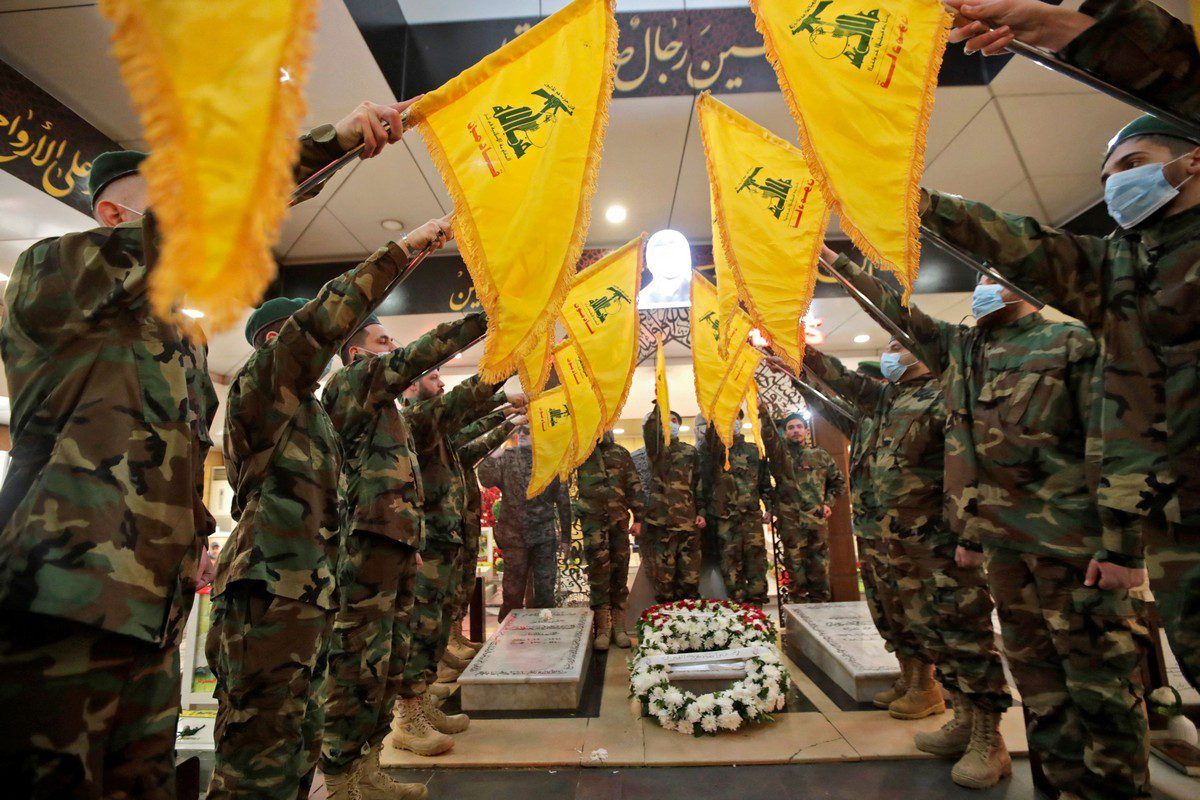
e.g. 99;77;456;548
472;85;576;176
736;166;820;228
570;283;633;330
790;1;906;85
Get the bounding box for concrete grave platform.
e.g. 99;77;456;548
783;602;900;704
458;608;593;711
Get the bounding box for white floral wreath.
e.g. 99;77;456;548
629;600;789;735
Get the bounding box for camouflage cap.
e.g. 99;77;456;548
245;297;307;345
1105;115;1200;162
352;313;382;337
88;150;148;207
856;359;883;380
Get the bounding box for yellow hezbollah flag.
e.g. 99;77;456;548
710;341;763;456
553;339;604;469
710;202;742;361
527;386;576;498
698;92;830;374
406;0;618;383
690;273;753;420
751;0;951;297
655;335;671;448
98;0;317;329
559;235;646;427
746;382;765;457
518;331;554;397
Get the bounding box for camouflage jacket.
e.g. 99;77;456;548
573;440;645;525
805;348;945;541
701;428;770;519
403;376;506;550
642;407;707;530
759;413;845;521
456;410;516;552
0;126;345;643
630;446;654;510
1059;0;1200;124
321;312;486;551
477;442;571;547
922;188;1200;543
834;256;1107;561
219;244;408;609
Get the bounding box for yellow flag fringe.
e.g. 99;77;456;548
746;383;765;458
553;339;605;471
748;0;951;301
98;0;317;329
518;331;554;398
655;335;671;448
407;0;618;382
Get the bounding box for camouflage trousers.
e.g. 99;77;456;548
888;525;1011;712
985;547;1150;800
716;514;768;605
319;534;420;775
402;540;466;693
778;519;830;603
452;525;483;624
1142;513;1200;691
205;584;330;800
857;535;923;660
498;540;558;621
582;516;632;609
647;523;701;603
0;612;180;800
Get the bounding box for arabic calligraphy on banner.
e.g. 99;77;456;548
0;59;118;215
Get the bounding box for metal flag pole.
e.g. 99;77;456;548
796;369;861;426
816;257;921;352
921;226;1045;309
1006;40;1200;138
290;116;406;205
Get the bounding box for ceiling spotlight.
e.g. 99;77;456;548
454;353;462;359
679;425;690;432
605;204;627;224
380;218;405;231
0;274;9;282
742;422;753;429
181;308;205;319
613;428;625;434
853;333;871;343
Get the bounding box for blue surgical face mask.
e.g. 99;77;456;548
669;422;681;440
971;283;1012;321
1104;155;1194;229
879;351;912;383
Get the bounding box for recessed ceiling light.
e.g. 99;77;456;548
742;422;753;429
0;274;9;282
679;425;690;432
853;333;870;343
604;204;627;224
613;428;625;434
182;308;205;319
380;218;405;231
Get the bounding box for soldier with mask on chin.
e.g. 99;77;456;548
642;405;708;603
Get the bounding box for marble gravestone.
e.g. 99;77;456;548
457;608;593;711
784;602;901;703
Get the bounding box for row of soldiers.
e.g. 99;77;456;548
763;1;1199;797
0;100;534;800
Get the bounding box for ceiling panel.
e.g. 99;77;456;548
993;178;1045;219
0;169;92;245
995;93;1136;182
923;100;1026;208
275;160;360;256
925;86;992;160
301;0;400;128
284;208;372;262
1031;172;1108;226
985;52;1093;97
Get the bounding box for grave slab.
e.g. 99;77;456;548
784;602;900;703
458;608;593;711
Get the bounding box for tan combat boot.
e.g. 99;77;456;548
428;681;457;701
451;627;483;655
611;606;632;649
420;691;470;734
888;661;946;720
593;607;612;651
322;767;359;800
436;660;463;684
950;707;1012;789
873;656;911;709
915;690;974;756
441;648;472;672
386;696;454;757
356;746;429;800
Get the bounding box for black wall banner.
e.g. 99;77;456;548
0;59;118;216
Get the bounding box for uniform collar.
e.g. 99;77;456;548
1127;203;1200;252
984;310;1045;336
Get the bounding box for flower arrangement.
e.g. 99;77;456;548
480;486;501;528
629;600;788;735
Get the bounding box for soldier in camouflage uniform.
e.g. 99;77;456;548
0;101;397;797
477;431;572;620
642;406;708;602
701;418;771;605
572;431;645;649
757;410;844;604
389;370;524;755
209;213;453;798
317;310;485;799
826;250;1150;798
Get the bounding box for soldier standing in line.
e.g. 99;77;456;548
702;414;772;605
317;309;486;800
388;370;525;756
573;430;645;649
825;247;1151;800
642;406;708;602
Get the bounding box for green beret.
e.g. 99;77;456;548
353;314;382;336
783;412;807;426
88;150;148;207
245;297;307;346
1106;115;1200;162
856;359;883;380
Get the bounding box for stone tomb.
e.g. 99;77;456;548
784;602;900;703
457;607;593;711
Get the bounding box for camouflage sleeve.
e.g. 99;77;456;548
699;426;722;519
557;479;572;537
458;413;514;469
423;376;505;437
758;407;789;485
454;408;507;450
758;451;773;500
476;450;504;489
643;406;664;465
366;312;487;407
617;449;646;522
802;346;882;414
822;450;846;505
1059;0;1200;123
292;124;352;204
692;445;708;519
835;254;957;378
922;190;1111;328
